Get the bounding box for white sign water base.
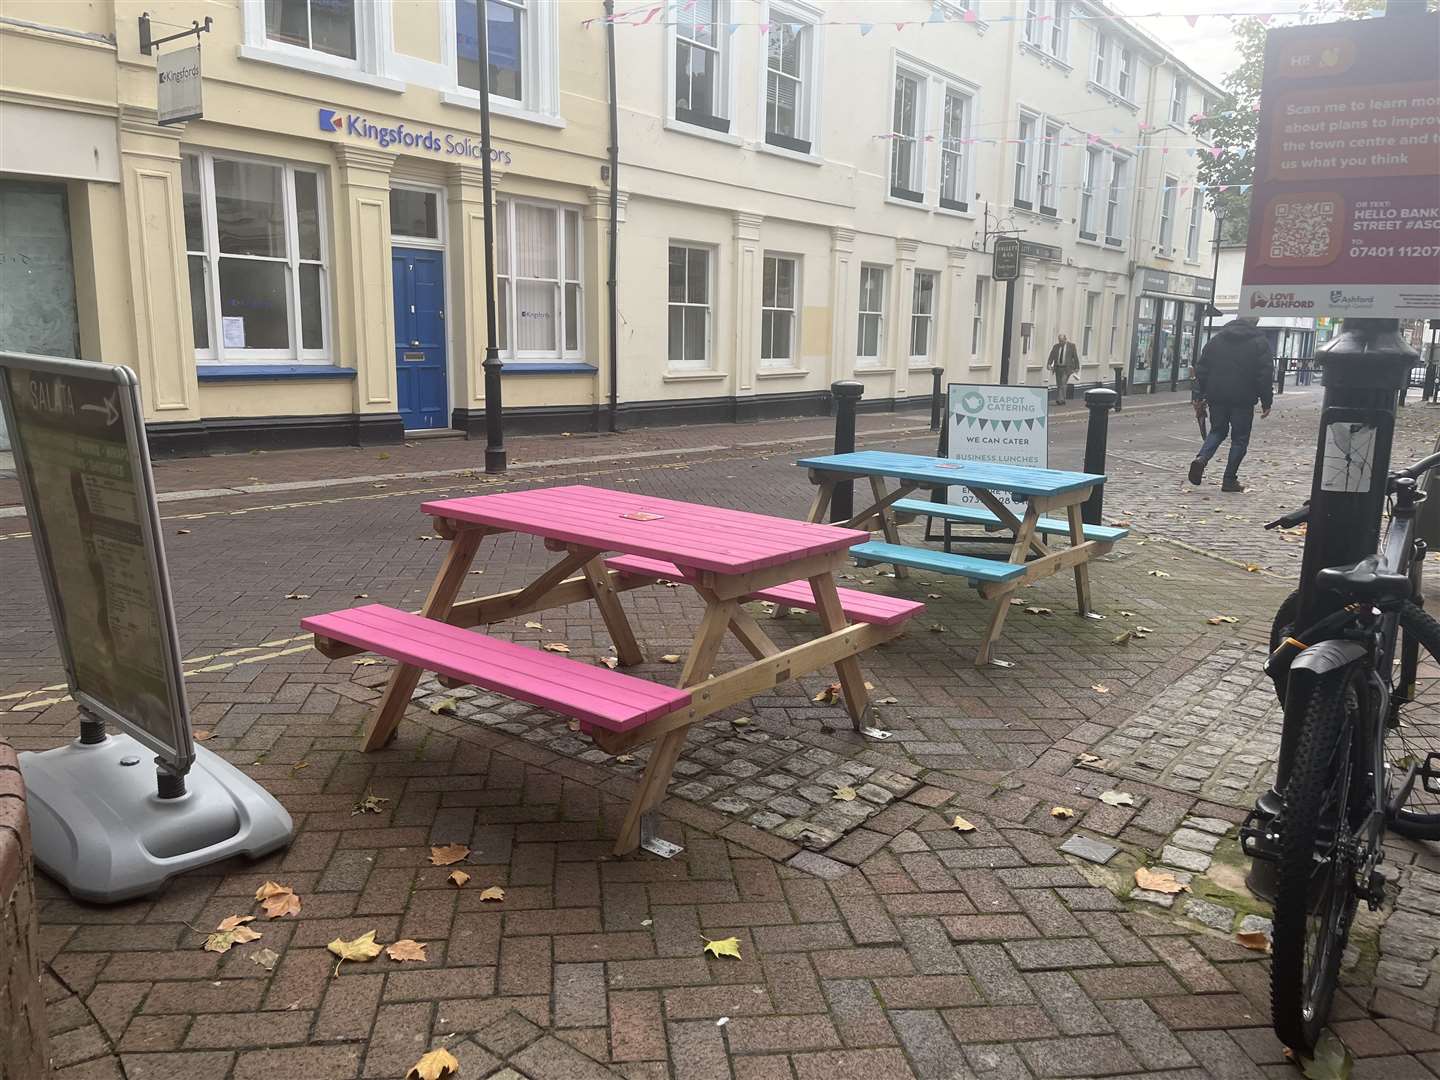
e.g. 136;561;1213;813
945;383;1050;513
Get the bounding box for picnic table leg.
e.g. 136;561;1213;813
807;478;835;523
868;476;909;578
728;606;781;659
614;592;738;856
976;592;1016;668
971;501;1044;669
1066;502;1102;619
361;528;485;751
581;556;645;666
808;573;875;733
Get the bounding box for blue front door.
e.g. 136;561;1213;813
392;247;447;431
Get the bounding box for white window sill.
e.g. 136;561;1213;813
664;118;743;147
756;366;810;378
1085;80;1139;113
936;204;976;221
757;141;824;167
1166;121;1189;135
441;92;566;129
967;360;991;370
1019;40;1073;73
662;369;729;382
236;45;405;92
909;363;940;372
1012;206;1063;228
854;365;895;374
884;194;930;212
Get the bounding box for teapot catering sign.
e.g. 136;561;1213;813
945;383;1049;512
1240;13;1440;318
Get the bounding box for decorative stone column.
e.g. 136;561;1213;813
827;226;855;384
446;162;492;423
891;237;919;404
117;106;198;423
585;187;628;424
333;144;399;435
732;211;763;413
940;245;969;380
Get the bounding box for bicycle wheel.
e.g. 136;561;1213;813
1388;602;1440;839
1271;665;1366;1055
1269;590;1300;705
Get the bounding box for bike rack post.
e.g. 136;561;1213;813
1081;388;1118;526
830;380;863;523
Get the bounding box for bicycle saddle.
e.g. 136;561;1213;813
1316;554;1412;601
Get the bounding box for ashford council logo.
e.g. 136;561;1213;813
1249;290;1314;310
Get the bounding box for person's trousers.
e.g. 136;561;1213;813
1053;368;1067;403
1197;401;1254;482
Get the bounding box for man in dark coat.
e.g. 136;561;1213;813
1047;333;1080;405
1189;317;1274;492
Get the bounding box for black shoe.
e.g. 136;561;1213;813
1221;478;1246;493
1188;459;1206;486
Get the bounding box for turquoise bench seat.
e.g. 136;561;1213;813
892;499;1130;543
849;541;1027;584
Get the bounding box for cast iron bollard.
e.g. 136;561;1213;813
1276;358;1287;394
831;381;864;523
1081;388;1118;525
930;367;944;431
1111;365;1124;411
1425;361;1437;403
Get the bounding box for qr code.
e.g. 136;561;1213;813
1270;200;1335;260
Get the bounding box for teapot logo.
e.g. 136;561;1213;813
1319;47;1341;67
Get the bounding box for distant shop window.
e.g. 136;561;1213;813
1109;294;1125;356
910;270;937;363
668;244;712;371
495;198;583;361
856;265;887;364
761;253;798;368
1186;189;1203;261
1105;154;1130;246
1037;120;1062;216
890;69;924;202
457;0;526;103
675;0;729;131
765;18;813;153
940;87;971;211
1013;112;1035;210
1082;291;1099;357
1079;146;1101;240
1170;76;1188;126
1159;176;1178;253
1117;47;1135;100
971;276;986;356
264;0;356;59
182;149;331;363
390;188;439;241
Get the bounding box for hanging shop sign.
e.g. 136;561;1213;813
945;383;1049;513
1020;240;1062;262
992;237;1022;282
318;108;514;165
157;44;203;125
1241;13;1440;318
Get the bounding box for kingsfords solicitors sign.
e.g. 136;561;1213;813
318;108;513;165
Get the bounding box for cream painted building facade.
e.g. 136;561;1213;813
0;0;1219;453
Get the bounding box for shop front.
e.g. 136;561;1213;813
1128;267;1213;394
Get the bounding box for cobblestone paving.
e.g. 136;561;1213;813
8;391;1440;1078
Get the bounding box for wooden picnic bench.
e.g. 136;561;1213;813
302;485;922;858
797;451;1123;668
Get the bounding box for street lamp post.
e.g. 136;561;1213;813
477;7;506;474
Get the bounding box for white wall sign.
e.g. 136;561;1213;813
945;383;1050;511
157;46;203;126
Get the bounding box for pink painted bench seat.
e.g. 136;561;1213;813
302;605;691;733
606;554;925;627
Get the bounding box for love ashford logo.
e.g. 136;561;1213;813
317;108;513;164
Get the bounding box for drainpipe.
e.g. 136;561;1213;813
604;0;621;433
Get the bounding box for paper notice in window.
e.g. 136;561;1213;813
221;316;246;349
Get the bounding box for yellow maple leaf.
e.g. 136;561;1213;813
448;870;471;888
478;885;506;902
428;697;458;714
1134;867;1186;895
660;654;682;663
407;1048;460;1080
832;785;857;801
1050;806;1075;819
951;816;977;832
328;930;383;974
702;935;743;960
429;843;470;866
386;939;428;962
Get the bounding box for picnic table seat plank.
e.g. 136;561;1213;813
605;554;925;626
798;451;1104;497
848;541;1028;584
891;499;1130;542
422;485;866;574
303;604;691;732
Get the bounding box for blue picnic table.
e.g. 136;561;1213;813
797;451;1128;667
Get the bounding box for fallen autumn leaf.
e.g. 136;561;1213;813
407;1048;460;1080
386;939;428;962
429;843;470;866
703;936;743;960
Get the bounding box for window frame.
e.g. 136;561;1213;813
971;275;986;357
856;264;888;366
389;183;445;247
1169;75;1188;127
939;84;972;212
909;269;938;364
1117;46;1135;101
182;147;333;366
1079;145;1101;241
1082;291;1099;358
1104;152;1131;248
667;242;714;372
1023;1;1070;62
261;0;359;62
762;2;822;155
1109;294;1125;356
1158;175;1178;254
1013;112;1037;211
1092;32;1108;86
1186;188;1203;261
889;67;926;203
1037;119;1063;217
239;0;396;87
760;251;800;369
493;196;585;363
671;0;732;134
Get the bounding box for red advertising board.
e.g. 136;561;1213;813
1240;14;1440;318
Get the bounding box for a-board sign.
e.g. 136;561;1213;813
0;353;193;769
992;237;1022;282
1240;13;1440;318
945;383;1049;512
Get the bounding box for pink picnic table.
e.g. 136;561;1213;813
324;484;912;855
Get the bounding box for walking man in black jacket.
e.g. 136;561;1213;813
1188;317;1274;492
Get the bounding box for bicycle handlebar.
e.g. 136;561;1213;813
1397;450;1440;482
1262;452;1438;531
1265;503;1311;530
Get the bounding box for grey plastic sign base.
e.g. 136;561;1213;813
20;733;294;904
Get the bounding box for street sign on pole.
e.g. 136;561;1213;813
1240;13;1440;318
992;237;1021;282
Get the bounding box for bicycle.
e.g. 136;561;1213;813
1241;449;1440;1054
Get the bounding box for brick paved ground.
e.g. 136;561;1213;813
5;391;1440;1078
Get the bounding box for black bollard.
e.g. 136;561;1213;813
1081;388;1118;525
930;367;944;432
1111;364;1124;411
1276;358;1287;395
1424;361;1437;403
830;381;863;523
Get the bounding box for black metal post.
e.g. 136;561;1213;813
1081;388;1118;525
929;367;944;431
604;0;621;433
1424;354;1437;403
477;7;506;473
1246;319;1415;899
999;280;1017;385
830;381;863;523
1111;365;1124;411
1276;357;1287;395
